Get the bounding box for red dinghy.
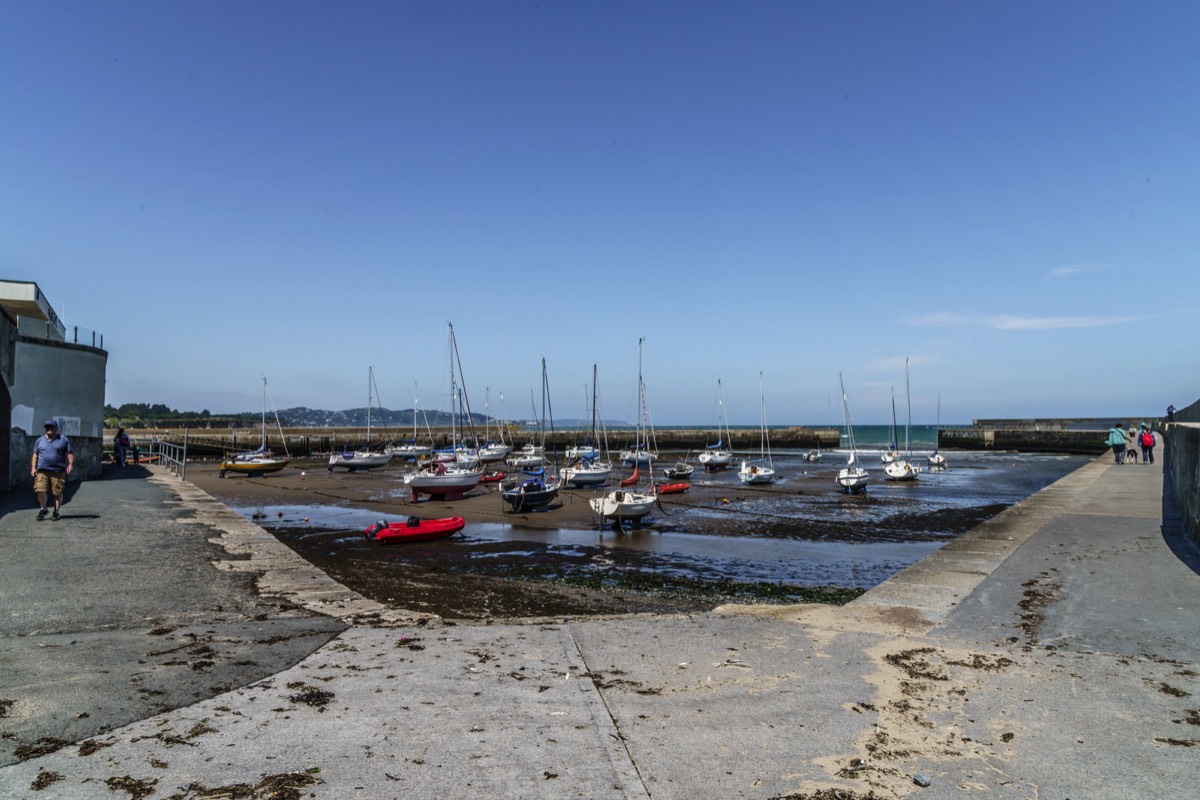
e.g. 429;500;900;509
655;482;690;494
620;467;640;488
480;470;507;483
364;516;465;544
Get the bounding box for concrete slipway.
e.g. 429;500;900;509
1;450;1197;799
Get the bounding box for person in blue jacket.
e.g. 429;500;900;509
1105;422;1127;465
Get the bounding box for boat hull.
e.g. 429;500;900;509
836;467;870;492
220;457;289;477
328;451;393;471
403;467;483;499
738;462;775;485
655;482;690;494
590;490;656;522
883;460;920;481
562;465;611;487
697;450;733;469
502;479;561;512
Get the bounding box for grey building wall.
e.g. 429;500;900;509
0;308;14;491
9;336;107;488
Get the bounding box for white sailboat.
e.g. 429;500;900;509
329;367;394;472
881;389;898;464
739;372;776;485
928;393;947;468
835;373;869;493
403;323;483;500
591;339;658;526
220;377;290;478
883;358;921;482
386;382;434;460
563;365;613;487
477;388;513;464
697;378;734;470
804;396;831;462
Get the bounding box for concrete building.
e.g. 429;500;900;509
0;280;108;491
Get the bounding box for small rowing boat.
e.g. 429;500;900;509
655;482;690;494
364;516;465;544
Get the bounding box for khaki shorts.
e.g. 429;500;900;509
35;470;66;496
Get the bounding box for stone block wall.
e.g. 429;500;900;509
1165;421;1200;548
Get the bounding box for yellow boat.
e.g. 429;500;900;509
220;377;290;478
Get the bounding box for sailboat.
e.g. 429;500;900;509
804;396;831;462
738;372;776;485
697;379;734;470
477;389;513;464
618;374;658;467
328;367;394;472
928;393;947;468
881;389;899;464
502;358;562;512
220;377;290;478
591;339;658;527
386;382;434;460
562;365;613;488
403;323;483;500
883;358;921;482
835;373;869;493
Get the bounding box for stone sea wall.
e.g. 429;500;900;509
1166;398;1200;547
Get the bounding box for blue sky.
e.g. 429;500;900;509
3;1;1196;425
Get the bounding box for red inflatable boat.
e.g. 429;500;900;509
364;516;465;544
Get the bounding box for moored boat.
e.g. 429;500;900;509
738;372;776;485
221;377;290;478
591;339;658;528
835;372;870;493
364;516;465;544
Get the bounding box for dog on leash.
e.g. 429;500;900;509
1125;448;1139;463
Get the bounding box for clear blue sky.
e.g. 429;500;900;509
3;1;1196;426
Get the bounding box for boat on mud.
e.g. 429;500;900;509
364;516;465;544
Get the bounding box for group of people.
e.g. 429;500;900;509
1105;422;1157;466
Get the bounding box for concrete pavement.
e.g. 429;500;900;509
1;451;1197;799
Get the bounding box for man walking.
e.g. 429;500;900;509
31;419;74;520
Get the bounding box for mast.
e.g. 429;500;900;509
904;357;912;457
366;366;373;448
260;377;267;450
591;365;598;445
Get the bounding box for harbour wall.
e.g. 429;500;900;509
119;426;841;458
939;417;1167;456
1165;399;1200;548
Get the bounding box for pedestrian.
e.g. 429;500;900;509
1139;424;1156;465
113;427;130;467
30;419;74;520
1167;404;1176;423
1105;422;1127;465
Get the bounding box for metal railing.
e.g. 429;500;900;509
150;431;188;480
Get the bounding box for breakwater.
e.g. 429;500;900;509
130;425;841;458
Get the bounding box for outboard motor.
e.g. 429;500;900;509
365;519;388;540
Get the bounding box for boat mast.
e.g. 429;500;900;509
904;357;912;457
637;338;645;487
366;366;373;448
840;372;857;464
260;377;267;450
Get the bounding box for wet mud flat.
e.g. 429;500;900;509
185;451;1089;621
